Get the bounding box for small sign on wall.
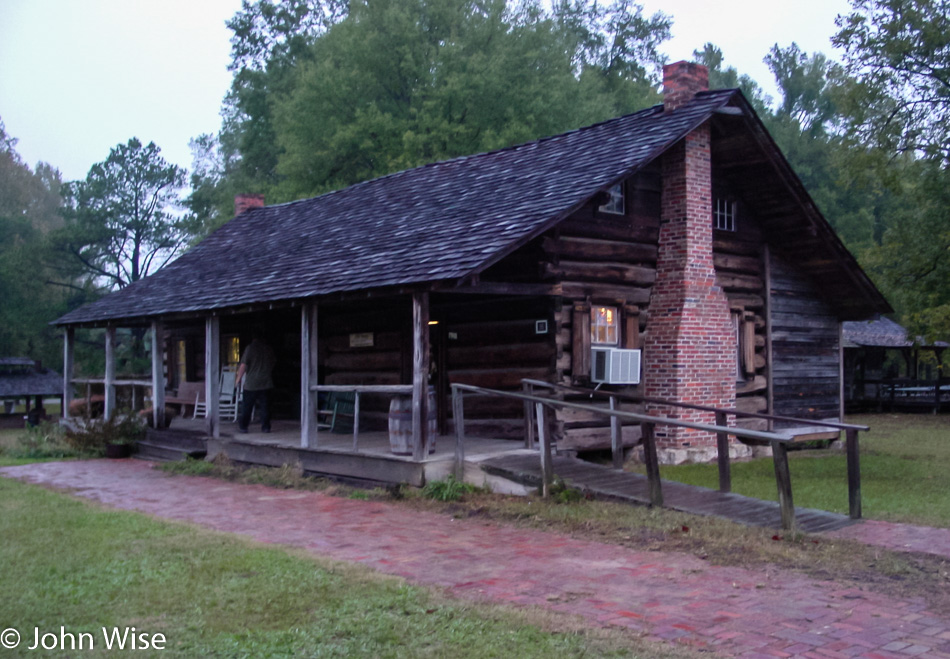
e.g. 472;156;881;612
349;332;374;348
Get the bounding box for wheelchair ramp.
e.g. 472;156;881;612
480;453;855;533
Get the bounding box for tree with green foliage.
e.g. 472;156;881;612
831;0;950;341
692;43;772;113
52;138;193;292
190;0;672;229
834;0;950;163
0;119;69;366
761;42;897;251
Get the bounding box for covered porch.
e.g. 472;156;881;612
62;287;553;485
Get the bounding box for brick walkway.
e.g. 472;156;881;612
4;459;950;658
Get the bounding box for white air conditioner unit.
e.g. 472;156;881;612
591;348;641;385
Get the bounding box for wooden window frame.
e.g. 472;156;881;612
591;305;620;347
573;302;640;383
597;183;625;215
734;310;756;380
714;197;737;232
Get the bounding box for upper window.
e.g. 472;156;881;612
598;183;625;215
714;198;736;231
591;306;619;346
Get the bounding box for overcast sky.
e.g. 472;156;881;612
0;0;852;183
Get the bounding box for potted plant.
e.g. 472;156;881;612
104;435;135;459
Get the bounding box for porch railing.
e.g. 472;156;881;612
451;381;864;530
309;384;413;451
68;377;153;418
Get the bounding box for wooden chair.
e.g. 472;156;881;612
194;368;241;422
317;391;356;432
165;381;204;418
218;368;241;422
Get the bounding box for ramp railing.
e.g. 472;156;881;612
451;382;810;530
521;379;868;522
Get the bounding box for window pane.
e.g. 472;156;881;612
598;183;624;215
591;306;620;346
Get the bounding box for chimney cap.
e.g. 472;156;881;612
662;61;709;112
234;193;265;217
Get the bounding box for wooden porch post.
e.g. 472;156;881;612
764;244;775;427
838;322;845;421
412;292;430;461
63;326;74;419
205;315;220;438
301;302;319;448
104;325;116;420
151;321;165;429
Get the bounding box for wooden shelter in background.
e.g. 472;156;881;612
53;62;890;473
0;358;62;426
843;317;949;413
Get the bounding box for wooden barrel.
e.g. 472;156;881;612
388;388;437;455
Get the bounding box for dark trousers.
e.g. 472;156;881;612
240;388;271;432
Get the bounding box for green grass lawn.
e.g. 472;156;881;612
653;413;950;528
0;476;693;659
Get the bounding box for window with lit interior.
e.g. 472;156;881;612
714;198;736;231
591;306;619;346
224;336;241;369
598;183;624;215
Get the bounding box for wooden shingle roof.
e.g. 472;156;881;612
843;318;948;349
0;360;62;399
55;88;888;326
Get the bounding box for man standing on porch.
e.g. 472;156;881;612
235;330;276;433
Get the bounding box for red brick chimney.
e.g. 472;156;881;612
643;61;735;460
663;61;709;112
234;193;265;216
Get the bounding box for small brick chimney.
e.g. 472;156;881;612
644;60;735;461
234;193;265;216
663;61;709;112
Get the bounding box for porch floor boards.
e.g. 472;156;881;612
169;417;520;463
479;453;856;533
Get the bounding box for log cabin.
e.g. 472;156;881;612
54;62;890;470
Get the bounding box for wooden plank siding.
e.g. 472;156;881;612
715;227;769;426
769;254;841;419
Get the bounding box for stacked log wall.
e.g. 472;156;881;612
321;304;407;430
543;172;660;450
442;299;555;439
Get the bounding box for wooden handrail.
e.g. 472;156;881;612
470;383;794;443
451;382;801;527
518;379;863;527
310;384;413;394
527;378;871;430
70;377;153;387
521;379;870;432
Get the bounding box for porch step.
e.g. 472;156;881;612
135;428;208;462
134;441;207;462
